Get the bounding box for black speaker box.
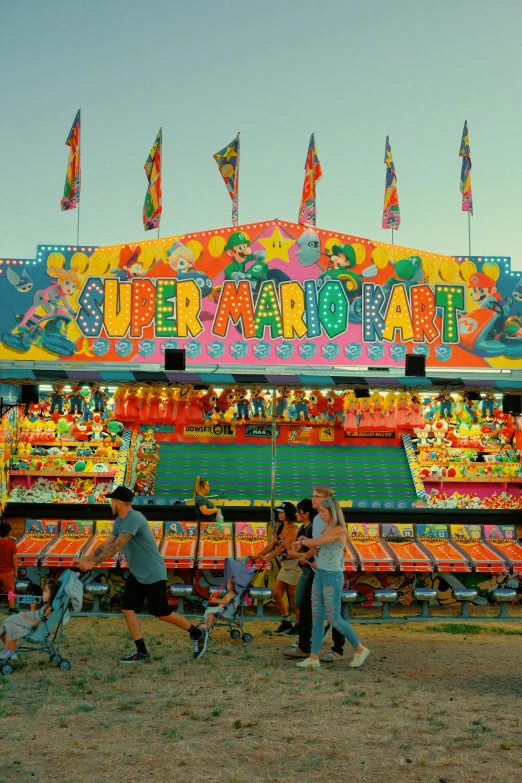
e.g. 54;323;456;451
405;354;426;377
502;395;522;414
20;385;39;405
164;349;186;372
354;388;370;398
466;392;482;401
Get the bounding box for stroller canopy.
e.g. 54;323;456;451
223;558;256;592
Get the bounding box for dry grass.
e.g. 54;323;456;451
1;614;522;783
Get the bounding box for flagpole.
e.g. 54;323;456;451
468;212;471;257
235;131;240;226
76;108;81;247
391;228;394;246
76;200;80;247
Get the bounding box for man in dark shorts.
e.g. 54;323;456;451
73;486;207;663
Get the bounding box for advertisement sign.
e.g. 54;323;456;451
0;220;517;369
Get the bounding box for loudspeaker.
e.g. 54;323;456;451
20;386;39;405
405;355;426;377
164;349;186;372
502;395;522;414
466;392;482;401
354;388;370;398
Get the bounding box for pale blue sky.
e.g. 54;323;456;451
0;0;520;263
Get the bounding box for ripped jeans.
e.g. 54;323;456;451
311;569;360;655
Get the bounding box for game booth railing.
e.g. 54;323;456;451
1;222;522;618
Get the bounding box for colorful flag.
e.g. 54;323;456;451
298;133;322;226
143;128;163;231
213;134;240;226
459;121;473;215
60;110;81;211
382;136;400;230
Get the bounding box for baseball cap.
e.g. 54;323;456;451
108;486;134;502
469;272;496;288
274;501;296;517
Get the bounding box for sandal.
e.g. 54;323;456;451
320;651;343;663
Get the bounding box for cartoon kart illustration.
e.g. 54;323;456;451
2;309;77;356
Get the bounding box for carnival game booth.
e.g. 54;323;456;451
1;220;522;615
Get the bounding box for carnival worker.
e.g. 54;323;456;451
72;486;208;663
296;497;370;670
257;501;301;635
194;477;219;522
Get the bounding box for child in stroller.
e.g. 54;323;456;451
0;569;86;676
199;558;256;644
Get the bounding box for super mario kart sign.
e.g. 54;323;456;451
0;221;518;369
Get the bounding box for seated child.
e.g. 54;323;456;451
0;580;60;660
200;577;237;630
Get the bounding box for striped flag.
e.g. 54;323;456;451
213;133;240;226
143;129;163;231
60;110;81;211
459;121;473;215
298;133;322;226
382;136;400;230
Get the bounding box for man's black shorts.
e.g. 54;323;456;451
122;573;172;617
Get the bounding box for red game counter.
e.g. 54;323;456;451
80;520;120;568
16;519;60;566
160;520;198;568
197;520;234;569
382;523;435;572
234;521;271;569
483;525;522;573
450;524;510;573
41;520;95;567
347;523;395;572
415;523;472;572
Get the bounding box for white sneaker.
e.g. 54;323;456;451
350;647;370;668
296;657;321;670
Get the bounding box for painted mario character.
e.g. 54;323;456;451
292;389;309;421
469;272;501;308
251;387;266;419
317;243;361;299
223;232;268;283
112;244;143;281
198;389;217;420
329;244;357;271
235;388;251;420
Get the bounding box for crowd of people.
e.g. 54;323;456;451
1;480;370;671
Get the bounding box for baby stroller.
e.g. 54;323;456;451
205;558;256;644
0;569;87;676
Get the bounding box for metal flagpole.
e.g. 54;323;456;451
391;228;394;246
468;212;471;257
234;131;240;227
77;109;81;247
76;200;80;247
270;386;277;532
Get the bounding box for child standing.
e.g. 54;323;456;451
0;522;17;615
200;577;238;630
0;580;60;659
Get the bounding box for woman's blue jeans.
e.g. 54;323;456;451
311;569;360;655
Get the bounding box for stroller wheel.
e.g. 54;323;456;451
230;629;241;640
0;663;13;676
59;659;71;671
50;654;61;666
242;633;253;644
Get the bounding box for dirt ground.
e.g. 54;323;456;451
1;613;521;783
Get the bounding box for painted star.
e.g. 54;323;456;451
258;226;295;264
223;145;237;162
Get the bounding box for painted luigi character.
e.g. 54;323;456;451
223;232;268;282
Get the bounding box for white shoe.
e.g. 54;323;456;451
296;657;321;670
350;647;370;668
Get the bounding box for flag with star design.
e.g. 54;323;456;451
382;136;400;230
143;128;163;231
60;109;81;211
213;133;240;226
459;121;473;215
298;133;322;226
